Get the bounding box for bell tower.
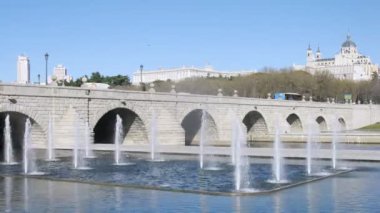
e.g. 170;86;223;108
316;46;321;59
306;44;314;65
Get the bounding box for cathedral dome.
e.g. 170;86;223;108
342;35;357;48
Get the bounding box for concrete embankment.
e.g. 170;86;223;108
85;144;380;161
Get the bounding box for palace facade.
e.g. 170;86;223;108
132;66;255;85
300;35;379;81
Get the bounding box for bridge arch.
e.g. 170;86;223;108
93;107;148;144
338;117;346;131
0;104;46;161
286;113;303;133
316;116;328;131
181;109;218;146
242;110;268;140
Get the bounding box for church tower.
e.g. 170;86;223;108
306;44;314;65
316;46;321;59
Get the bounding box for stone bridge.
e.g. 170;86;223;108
1;84;379;153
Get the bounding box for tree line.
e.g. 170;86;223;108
65;72;130;87
134;69;380;104
67;69;380;103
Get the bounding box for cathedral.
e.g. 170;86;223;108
303;35;378;81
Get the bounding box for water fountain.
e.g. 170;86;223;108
114;114;123;165
3;114;17;165
233;118;251;191
149;110;162;161
73;117;90;170
306;118;314;175
23;118;43;175
230;114;237;165
84;121;95;158
46;113;58;161
269;117;287;183
0;104;350;200
113;115;133;166
199;110;206;169
306;117;327;176
331;116;340;169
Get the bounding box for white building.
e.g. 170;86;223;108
17;55;30;84
48;64;72;84
132;65;256;85
301;35;378;81
53;64;67;81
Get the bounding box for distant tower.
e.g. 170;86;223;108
17;55;30;84
306;44;314;64
53;64;67;81
316;46;321;59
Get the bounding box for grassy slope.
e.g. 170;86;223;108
359;123;380;130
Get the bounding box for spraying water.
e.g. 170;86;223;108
234;119;250;191
332;134;337;169
46;113;58;161
23;119;31;174
331;116;340;169
114;114;123;165
306;120;313;175
199;110;206;169
84;121;95;158
73;121;79;169
23;118;42;175
3;115;15;164
150;111;158;161
273;118;284;182
230;115;238;165
73;116;90;169
306;117;322;175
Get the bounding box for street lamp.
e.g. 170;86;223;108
37;74;40;85
44;53;49;85
140;64;143;84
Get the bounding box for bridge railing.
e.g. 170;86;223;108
0;83;374;109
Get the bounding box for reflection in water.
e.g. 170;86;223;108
273;192;281;213
332;177;338;213
307;182;316;213
5;177;12;213
0;164;379;212
115;186;122;211
233;196;241;213
47;180;54;212
149;189;158;210
23;178;28;212
200;194;208;213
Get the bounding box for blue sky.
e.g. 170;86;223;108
1;0;380;83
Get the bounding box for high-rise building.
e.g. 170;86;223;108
17;55;30;84
53;64;67;81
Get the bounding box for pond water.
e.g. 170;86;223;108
0;153;379;212
0;152;343;194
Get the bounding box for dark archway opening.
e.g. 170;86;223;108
181;109;217;146
243;111;268;143
338;118;346;131
243;111;268;134
316;116;327;131
0;112;31;161
94;108;145;144
286;114;303;133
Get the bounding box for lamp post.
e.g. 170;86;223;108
44;53;49;85
140;64;143;84
37;74;40;85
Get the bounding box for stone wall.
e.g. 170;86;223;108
1;83;379;149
